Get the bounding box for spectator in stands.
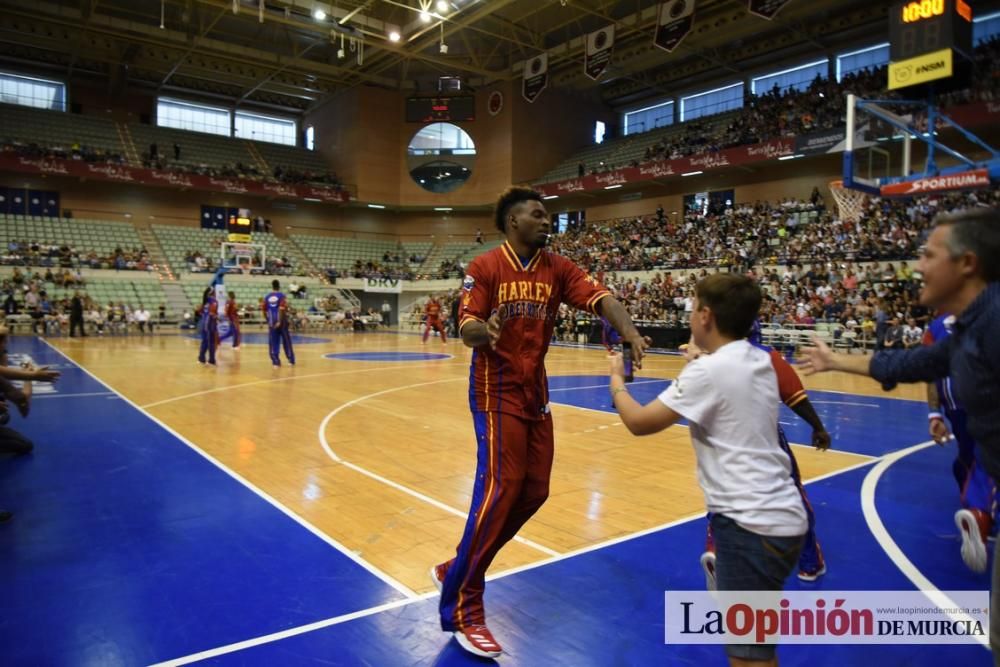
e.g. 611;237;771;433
902;316;923;348
134;304;152;335
884;317;905;350
475;229;484;245
174;143;180;160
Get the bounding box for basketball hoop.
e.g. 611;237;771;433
828;180;869;224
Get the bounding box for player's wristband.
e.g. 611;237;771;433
928;412;944;421
610;386;628;398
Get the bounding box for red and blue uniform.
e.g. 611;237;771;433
925;314;997;520
422;299;447;343
225;300;241;348
600;316;622;351
263;291;295;366
438;240;609;631
197;296;218;364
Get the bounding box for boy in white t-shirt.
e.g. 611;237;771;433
609;273;806;666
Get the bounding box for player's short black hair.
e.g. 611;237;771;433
695;273;761;340
272;279;280;290
494;187;544;233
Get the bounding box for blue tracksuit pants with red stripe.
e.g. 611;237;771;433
439;410;553;631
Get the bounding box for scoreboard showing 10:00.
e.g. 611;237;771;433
405;96;476;123
887;0;973;90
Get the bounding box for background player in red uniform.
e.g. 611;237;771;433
430;187;648;658
422;297;447;344
225;291;241;350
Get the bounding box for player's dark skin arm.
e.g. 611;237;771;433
789;397;831;451
461;315;500;349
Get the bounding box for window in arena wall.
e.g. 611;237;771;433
594;121;606;144
156;97;231;136
407;122;476;194
751;59;828;96
0;72;66;111
623;100;674;136
235;110;297;146
680;83;743;123
306;125;315;151
974;11;1000;44
836;43;889;82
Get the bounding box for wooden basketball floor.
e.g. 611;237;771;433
1;328;991;665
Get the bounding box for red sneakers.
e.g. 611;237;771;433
454;625;504;658
429;562;448;593
955;508;991;574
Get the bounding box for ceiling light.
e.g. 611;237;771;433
436;0;449;13
313;8;326;20
337;48;345;58
388;26;401;42
681;170;703;177
367;203;386;209
603;184;622;190
439;42;449;54
434;207;453;211
542;195;559;200
420;11;432;23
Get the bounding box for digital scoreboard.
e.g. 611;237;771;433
888;0;973;90
405;96;475;123
227;208;252;243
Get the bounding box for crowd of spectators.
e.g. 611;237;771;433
0;138;127;165
550;188;999;275
579;37;1000;175
1;270;164;335
571;188;998;351
2;240;153;271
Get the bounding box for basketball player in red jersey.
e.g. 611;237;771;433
430;187;648;658
225;291;241;349
422;297;447;344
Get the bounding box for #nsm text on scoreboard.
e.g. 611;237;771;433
888;0;973;90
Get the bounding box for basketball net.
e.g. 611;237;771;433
828;180;868;223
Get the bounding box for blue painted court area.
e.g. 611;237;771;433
325;351;452;361
547;374;930;458
0;337;403;666
188;468;990;666
0;352;990;665
184;333;330;345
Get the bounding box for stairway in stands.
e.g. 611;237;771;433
136;226;174;281
246;142;270;175
160;282;192;318
117;122;141;165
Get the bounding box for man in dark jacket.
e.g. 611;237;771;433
69;291;86;337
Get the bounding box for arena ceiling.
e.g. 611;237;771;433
0;0;993;116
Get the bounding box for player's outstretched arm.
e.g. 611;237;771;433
597;297;649;368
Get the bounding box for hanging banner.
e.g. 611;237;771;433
523;53;549;103
654;0;694;53
747;0;792;20
585;25;615;80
